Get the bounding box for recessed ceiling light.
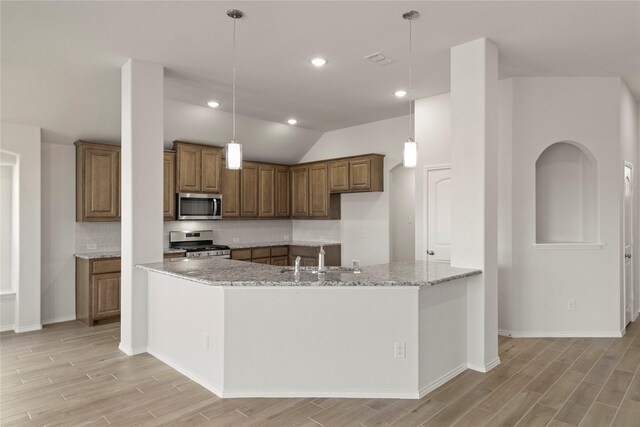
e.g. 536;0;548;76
287;118;298;125
311;57;327;67
394;90;407;98
207;100;220;108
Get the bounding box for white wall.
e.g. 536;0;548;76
414;93;452;260
1;122;42;332
1;164;13;291
41;143;76;324
620;82;639;319
297;115;409;266
502;77;623;336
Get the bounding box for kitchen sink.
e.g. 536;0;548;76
280;266;362;274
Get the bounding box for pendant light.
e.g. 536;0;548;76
226;9;243;170
402;10;419;168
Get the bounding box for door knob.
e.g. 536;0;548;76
626;253;632;259
427;250;435;256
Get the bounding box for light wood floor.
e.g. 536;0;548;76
2;322;640;426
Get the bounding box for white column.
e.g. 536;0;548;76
450;38;499;371
120;59;164;355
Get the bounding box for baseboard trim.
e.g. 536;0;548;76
500;330;623;338
14;324;43;333
498;329;511;337
149;347;421;399
0;324;15;332
42;315;77;325
418;364;467;398
633;311;639;322
467;357;501;373
118;343;147;356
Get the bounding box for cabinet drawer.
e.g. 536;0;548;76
91;258;121;274
270;246;289;257
163;252;185;259
252;247;271;259
252;257;270;264
231;249;252;260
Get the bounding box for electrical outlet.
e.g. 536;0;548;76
232;237;240;243
352;260;360;268
87;243;97;250
203;333;209;350
568;299;576;311
394;342;406;359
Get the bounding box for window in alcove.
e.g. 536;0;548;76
535;142;598;244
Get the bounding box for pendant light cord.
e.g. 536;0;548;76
408;17;413;140
232;17;237;142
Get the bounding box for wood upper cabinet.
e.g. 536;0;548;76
309;163;330;217
258;165;276;217
329;155;384;193
241;162;259;217
75;141;120;222
174;141;221;194
275;167;290;217
201;148;221;193
329;160;349;192
221;167;241;217
163;151;176;220
291;166;309;217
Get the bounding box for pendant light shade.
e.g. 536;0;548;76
402;10;419;169
403;138;417;168
226;9;243;170
226;140;242;169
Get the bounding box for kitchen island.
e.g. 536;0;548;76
138;257;483;399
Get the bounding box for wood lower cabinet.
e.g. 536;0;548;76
329;154;384;193
241;162;259;217
230;246;291;266
258;165;276;217
174;141;221;194
289;245;341;267
164;151;176;220
76;252;184;326
221;167;241;218
75;141;120;222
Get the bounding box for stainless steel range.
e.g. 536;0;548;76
169;230;231;259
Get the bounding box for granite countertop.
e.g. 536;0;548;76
75;248;186;260
137;257;481;287
225;240;340;250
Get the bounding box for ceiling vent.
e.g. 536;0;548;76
364;52;394;66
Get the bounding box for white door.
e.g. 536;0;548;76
624;164;633;326
426;167;451;263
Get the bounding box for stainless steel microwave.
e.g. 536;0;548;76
177;193;222;220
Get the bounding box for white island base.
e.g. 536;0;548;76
146;271;477;399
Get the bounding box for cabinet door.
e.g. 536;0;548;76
221;167;241;217
349;158;372;191
177;145;202;192
291;166;309;217
83;146;120;220
309;163;329;217
201;148;221;193
301;257;317;267
91;273;120;319
252;257;271;265
329;160;349;193
275;167;290;217
271;256;288;266
258;165;276;217
240;162;259;217
163;152;176;220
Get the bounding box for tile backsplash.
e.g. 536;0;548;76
292;220;341;242
75;222;121;253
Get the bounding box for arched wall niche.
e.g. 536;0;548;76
535;141;598;244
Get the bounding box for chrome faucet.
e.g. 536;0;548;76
317;245;326;274
294;256;301;274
